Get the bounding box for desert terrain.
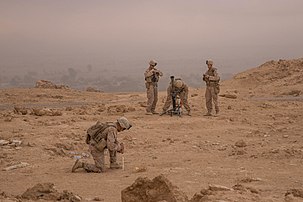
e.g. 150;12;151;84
0;58;303;202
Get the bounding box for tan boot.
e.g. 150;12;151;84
72;159;84;172
110;162;122;169
204;112;212;116
187;111;192;116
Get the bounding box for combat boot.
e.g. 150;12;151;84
72;159;84;172
204;112;212;116
187;111;192;116
110;162;122;169
145;112;153;115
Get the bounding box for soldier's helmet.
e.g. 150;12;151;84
149;60;157;66
174;79;184;88
117;117;132;130
206;59;213;65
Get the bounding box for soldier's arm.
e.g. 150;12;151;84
202;70;209;81
156;69;163;77
144;69;154;78
167;85;172;96
183;85;189;98
106;128;121;152
209;69;220;81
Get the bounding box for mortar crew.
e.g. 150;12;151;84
72;117;132;173
144;59;163;115
162;78;191;116
203;59;220;116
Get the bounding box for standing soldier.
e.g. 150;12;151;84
144;60;163;115
203;59;220;116
71;117;132;173
161;77;191;116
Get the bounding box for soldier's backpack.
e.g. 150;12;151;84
85;121;116;144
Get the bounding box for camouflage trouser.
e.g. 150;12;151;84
83;145;105;173
162;91;190;112
109;150;117;164
146;83;158;112
83;145;118;173
205;86;219;113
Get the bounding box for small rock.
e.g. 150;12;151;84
134;166;147;173
235;140;247;148
0;140;9;146
219;94;237;99
92;196;104;201
3;162;30;171
208;184;233;191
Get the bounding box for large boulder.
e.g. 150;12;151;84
21;183;81;201
121;175;189;202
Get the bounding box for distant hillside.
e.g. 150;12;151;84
223;58;303;96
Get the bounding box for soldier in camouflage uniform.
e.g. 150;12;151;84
203;59;220;116
161;78;191;116
144;60;163;115
72;117;132;173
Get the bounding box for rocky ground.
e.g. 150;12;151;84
0;58;302;202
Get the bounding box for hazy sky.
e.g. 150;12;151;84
1;0;303;74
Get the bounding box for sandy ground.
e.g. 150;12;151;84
0;58;303;202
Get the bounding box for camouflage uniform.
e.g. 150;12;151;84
162;79;191;114
83;126;122;172
72;117;132;173
144;60;163;114
203;61;220;115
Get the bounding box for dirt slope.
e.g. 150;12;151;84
0;58;303;202
222;58;303;97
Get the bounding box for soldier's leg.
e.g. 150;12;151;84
146;84;154;113
109;150;122;169
212;89;219;114
205;87;212;115
180;93;191;115
151;86;158;113
162;94;172;112
82;145;105;173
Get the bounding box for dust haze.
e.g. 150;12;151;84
1;0;303;91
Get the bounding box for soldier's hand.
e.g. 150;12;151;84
119;143;124;154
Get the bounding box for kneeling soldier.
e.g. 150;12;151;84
72;117;132;173
162;77;191;116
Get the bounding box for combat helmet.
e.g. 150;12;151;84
206;59;213;65
117;117;132;130
174;79;184;88
149;60;157;66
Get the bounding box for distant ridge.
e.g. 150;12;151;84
223;58;303;96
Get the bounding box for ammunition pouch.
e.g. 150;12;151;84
214;84;220;94
145;82;149;89
151;73;159;82
145;77;152;83
91;138;107;151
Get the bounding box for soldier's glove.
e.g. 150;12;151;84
85;134;91;144
118;143;124;154
203;75;209;81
